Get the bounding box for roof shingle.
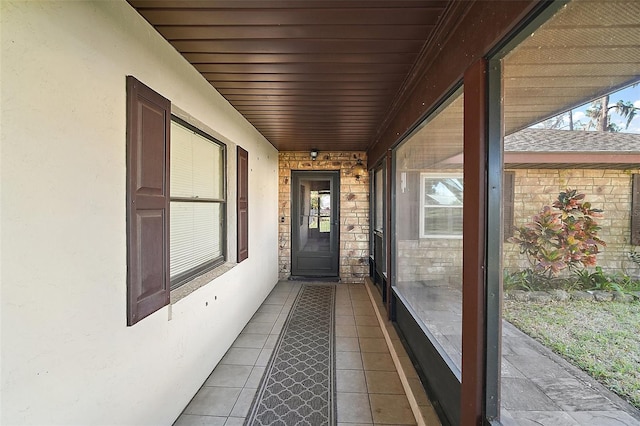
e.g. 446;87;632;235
504;129;640;153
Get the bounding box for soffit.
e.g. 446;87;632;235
128;0;452;152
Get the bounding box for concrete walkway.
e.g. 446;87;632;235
500;320;640;425
396;281;640;424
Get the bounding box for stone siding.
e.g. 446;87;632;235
278;151;369;283
504;168;640;274
397;239;463;286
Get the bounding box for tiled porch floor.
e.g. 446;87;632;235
173;280;441;426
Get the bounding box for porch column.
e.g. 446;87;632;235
461;57;489;425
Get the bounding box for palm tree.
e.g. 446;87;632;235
585;94;638;132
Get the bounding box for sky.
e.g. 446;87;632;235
531;82;640;133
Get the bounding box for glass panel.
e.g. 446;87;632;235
171;120;224;199
394;89;464;372
319;192;331;233
422;206;463;237
170;119;225;284
170;201;222;278
375;168;384;232
499;0;640;420
422;177;463;206
309;189;318;229
192;135;222;199
171;122;195;198
299;180;331;253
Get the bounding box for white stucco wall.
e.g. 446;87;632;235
1;2;279;425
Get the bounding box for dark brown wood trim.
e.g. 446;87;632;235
237;146;249;262
126;75;171;326
367;0;540;166
461;58;488;425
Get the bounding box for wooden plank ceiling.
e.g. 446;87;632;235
129;1;640;154
128;1;452;151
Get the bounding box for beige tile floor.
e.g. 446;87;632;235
173;280;441;426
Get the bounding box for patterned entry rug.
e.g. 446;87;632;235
245;284;336;426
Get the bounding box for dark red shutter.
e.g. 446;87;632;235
632;174;640;246
126;76;171;326
503;171;515;241
237;146;249;262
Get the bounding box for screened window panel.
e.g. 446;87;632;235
393;89;463;372
375;168;384;232
170;202;222;278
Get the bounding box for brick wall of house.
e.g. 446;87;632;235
397;239;462;286
278;151;369;283
504;168;640;274
395;167;638;286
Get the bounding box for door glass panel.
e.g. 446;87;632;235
394;89;464;373
319;192;331;233
299;179;331;253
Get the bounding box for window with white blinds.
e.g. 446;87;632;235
170;118;225;287
420;173;463;238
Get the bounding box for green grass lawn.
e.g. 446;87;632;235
503;300;640;409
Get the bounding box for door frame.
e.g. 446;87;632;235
290;170;340;278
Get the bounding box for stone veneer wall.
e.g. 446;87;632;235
397;239;463;286
278;151;369;283
504;168;640;274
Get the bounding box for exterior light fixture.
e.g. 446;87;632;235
352;158;366;181
310;149;319;160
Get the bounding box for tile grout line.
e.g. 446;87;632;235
363;281;426;426
349;287;374;422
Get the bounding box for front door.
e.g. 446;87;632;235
291;171;340;278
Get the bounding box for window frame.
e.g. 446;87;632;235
169;115;227;290
419;172;464;239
